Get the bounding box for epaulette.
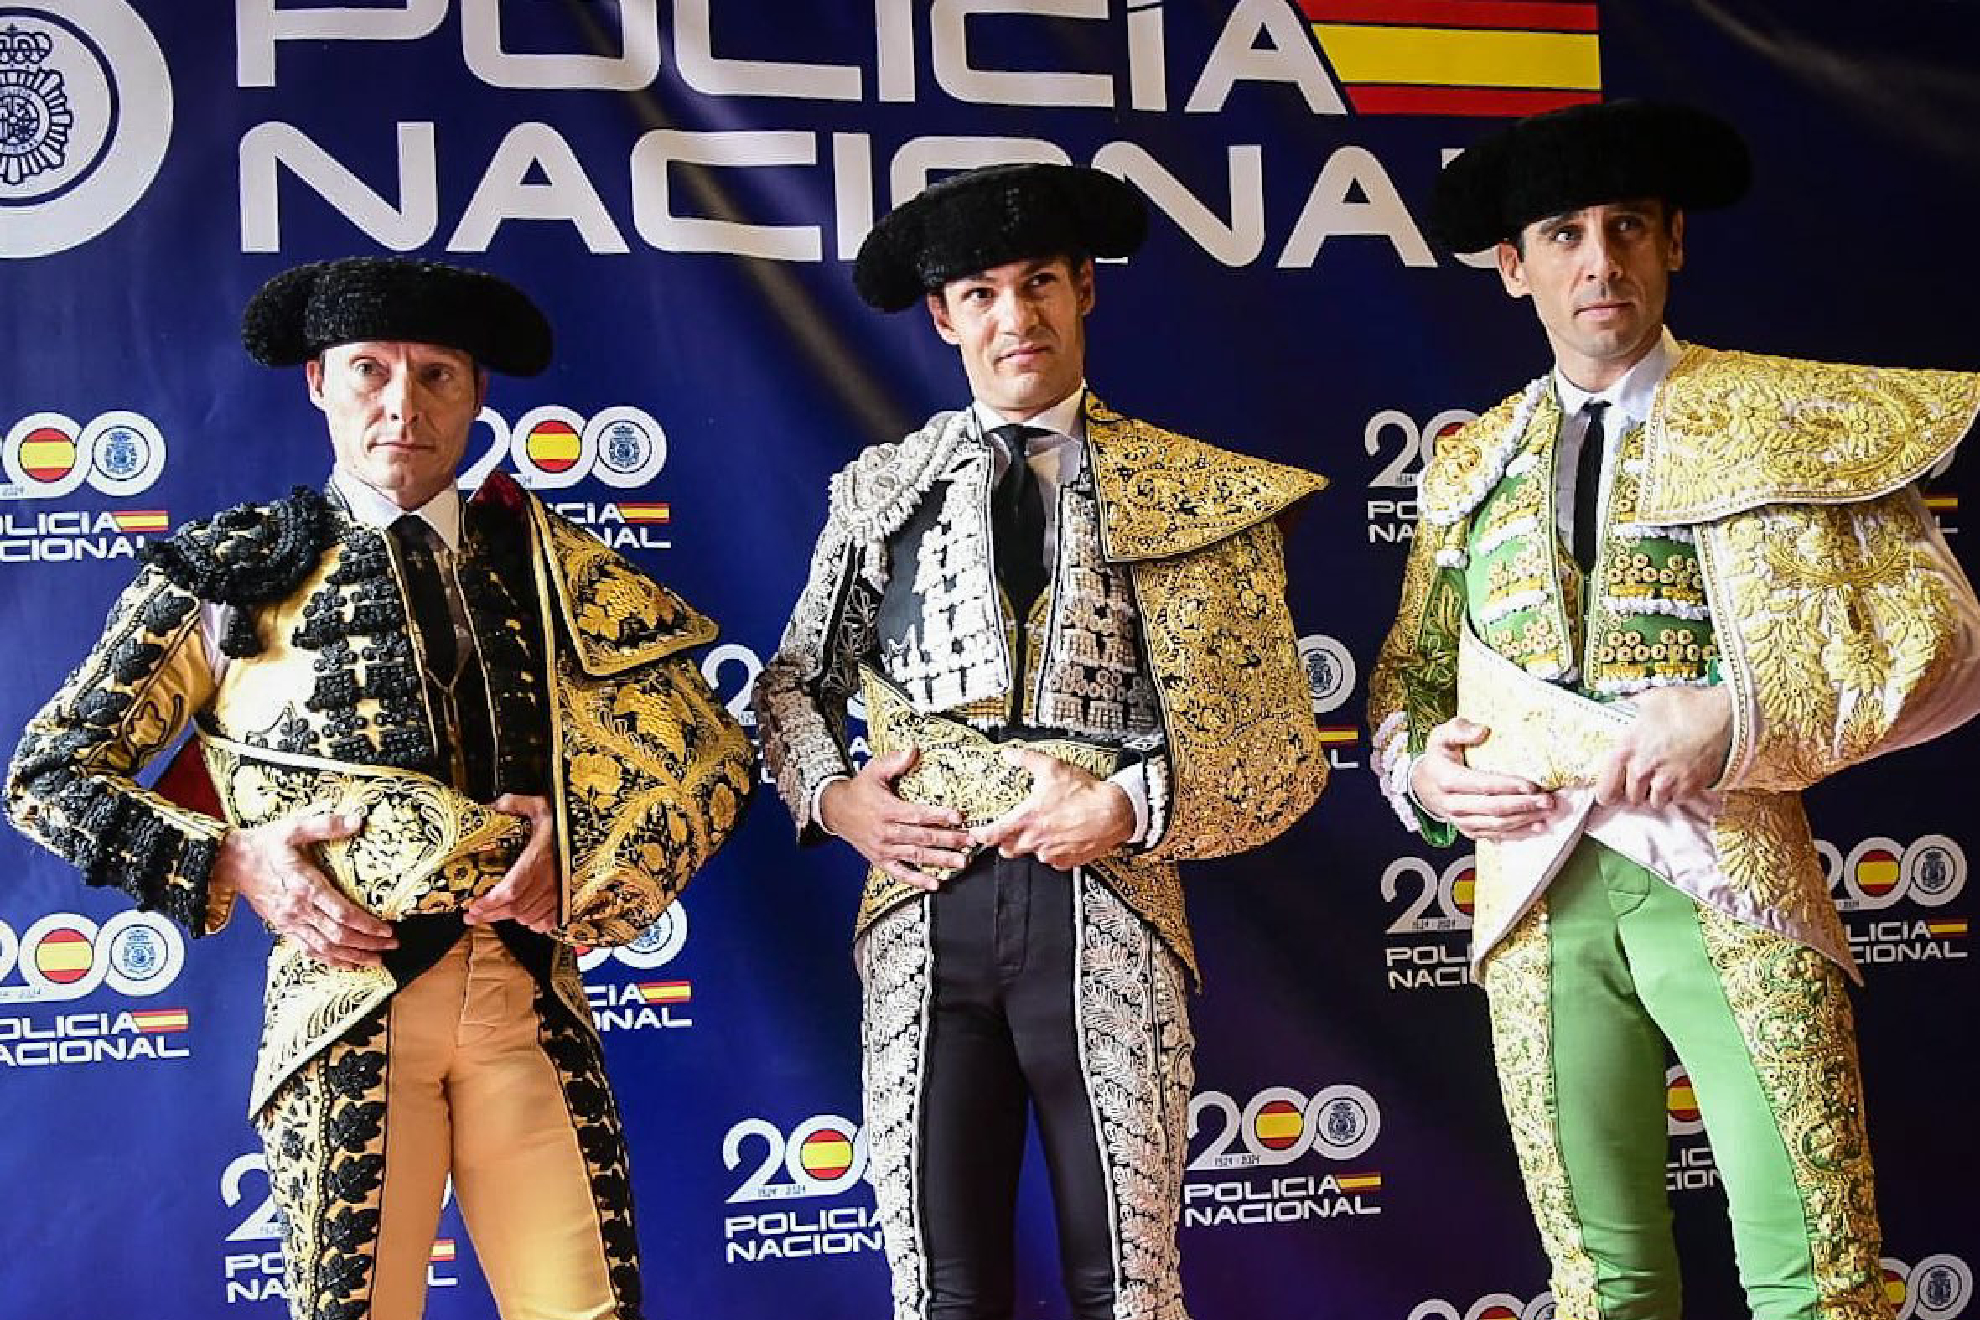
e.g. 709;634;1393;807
140;487;336;656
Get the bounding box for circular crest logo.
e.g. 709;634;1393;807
583;406;669;488
1909;1254;1973;1320
0;2;172;258
1902;835;1966;908
1307;1083;1380;1159
1297;633;1356;716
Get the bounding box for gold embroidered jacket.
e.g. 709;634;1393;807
754;394;1329;982
8;476;753;1111
1368;345;1980;974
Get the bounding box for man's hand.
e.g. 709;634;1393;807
820;749;974;892
1594;686;1733;809
1409;718;1557;841
217;811;397;969
464;793;561;933
972;749;1136;871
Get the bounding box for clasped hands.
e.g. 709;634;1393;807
1409;686;1733;842
214;792;561;969
819;747;1136;890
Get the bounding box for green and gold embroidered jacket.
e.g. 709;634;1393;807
7;473;753;1112
754;394;1329;983
1369;345;1980;974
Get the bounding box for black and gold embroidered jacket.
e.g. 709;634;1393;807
753;394;1329;983
7;472;753;1112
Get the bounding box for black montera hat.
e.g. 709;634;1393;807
241;257;553;376
1428;100;1752;254
852;163;1148;312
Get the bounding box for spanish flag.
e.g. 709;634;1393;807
34;927;92;985
1316;725;1359;747
430;1239;456;1264
1300;0;1601;117
1665;1073;1701;1125
1853;847;1901;900
636;980;692;1005
1336;1172;1383;1192
1253;1100;1305;1151
112;510;170;535
18;427;77;484
616;502;671;525
1925;493;1959;514
1927;919;1968;938
524;418;582;474
130;1008;191;1034
799;1128;856;1180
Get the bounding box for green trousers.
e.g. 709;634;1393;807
1478;839;1892;1320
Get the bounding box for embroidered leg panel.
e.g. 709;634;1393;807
1695;909;1894;1320
858;899;937;1320
256;1010;390;1320
1074;874;1195;1320
1481;905;1607;1320
533;989;647;1320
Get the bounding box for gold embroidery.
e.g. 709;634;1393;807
1700;491;1962;793
1639;346;1980;524
1708;793;1854;976
1083;396;1325;560
1695;906;1893;1319
1479;906;1605;1320
202;739;527;920
1130;519;1329;866
855;669;1200;982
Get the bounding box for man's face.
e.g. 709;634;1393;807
306;340;486;509
927;256;1093;419
1496;200;1684;389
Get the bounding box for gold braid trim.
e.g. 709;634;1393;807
1638;346;1980;525
1694;906;1894;1320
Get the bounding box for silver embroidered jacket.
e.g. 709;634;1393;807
754;394;1331;980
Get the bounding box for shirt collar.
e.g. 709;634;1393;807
330;468;462;551
1553;327;1680;431
970;384;1087;452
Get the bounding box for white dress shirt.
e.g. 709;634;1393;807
1550;327;1680;543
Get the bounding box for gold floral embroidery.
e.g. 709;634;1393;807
1700;491;1963;793
1479;906;1605;1320
1695;906;1893;1319
1639;346;1980;524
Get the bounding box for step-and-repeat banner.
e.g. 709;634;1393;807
2;3;1975;1317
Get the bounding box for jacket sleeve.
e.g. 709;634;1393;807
751;520;883;844
6;566;231;934
1708;486;1980;793
1366;514;1467;847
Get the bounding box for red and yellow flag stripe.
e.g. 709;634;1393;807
130;1008;191;1034
636;980;692;1005
1300;0;1601;117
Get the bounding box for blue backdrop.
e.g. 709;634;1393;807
1;3;1975;1318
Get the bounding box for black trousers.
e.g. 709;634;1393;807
922;852;1116;1320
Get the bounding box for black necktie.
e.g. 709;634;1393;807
986;423;1049;620
390;514;461;682
1572;402;1609;574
